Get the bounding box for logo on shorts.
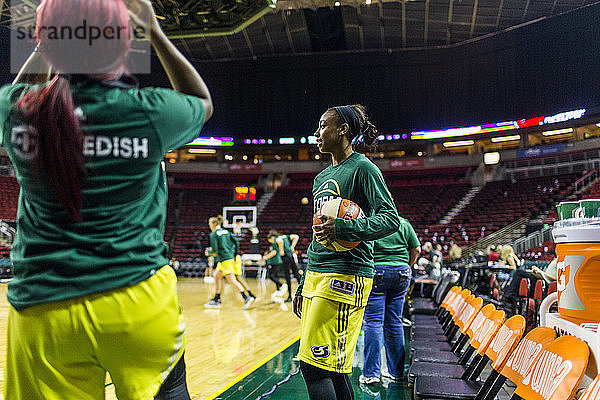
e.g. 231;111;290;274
311;345;330;358
329;279;355;295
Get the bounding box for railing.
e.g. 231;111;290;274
512;225;554;255
574;168;599;193
465;216;528;255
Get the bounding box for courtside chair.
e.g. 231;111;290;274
408;308;508;385
410;289;471;356
413;315;526;400
412;303;495;366
510;335;589;400
475;327;556;400
579;374;600;400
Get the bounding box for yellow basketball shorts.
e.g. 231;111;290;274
216;258;235;275
298;270;372;374
233;255;243;276
5;265;186;400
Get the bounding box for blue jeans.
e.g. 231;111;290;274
362;264;411;379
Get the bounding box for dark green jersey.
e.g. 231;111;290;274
277;235;292;254
209;227;237;263
0;79;206;310
373;218;420;266
266;241;283;264
304;152;400;285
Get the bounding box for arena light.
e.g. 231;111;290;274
543;109;585;124
187;136;234;146
279;137;296;144
484;152;500;165
491;135;520;143
542;128;573;136
307;136;318;144
443;140;474;147
188;148;217;154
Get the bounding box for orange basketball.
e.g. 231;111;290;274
312;198;365;251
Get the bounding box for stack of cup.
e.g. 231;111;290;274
556;201;579;220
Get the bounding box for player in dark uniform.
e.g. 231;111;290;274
205;216;254;309
269;230;302;302
293;105;401;400
1;0;212;397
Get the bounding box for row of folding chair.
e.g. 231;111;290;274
409;285;597;400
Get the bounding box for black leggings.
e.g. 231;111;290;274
268;263;282;289
300;361;354;400
154;354;191;400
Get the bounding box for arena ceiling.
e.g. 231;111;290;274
1;0;596;61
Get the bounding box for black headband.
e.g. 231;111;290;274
333;105;360;137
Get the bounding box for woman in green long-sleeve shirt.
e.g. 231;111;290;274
293;104;401;400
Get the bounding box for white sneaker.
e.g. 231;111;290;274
381;371;403;382
279;283;288;295
359;375;380;386
204;298;221;308
242;296;255;310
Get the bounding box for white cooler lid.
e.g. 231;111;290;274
553;220;600;243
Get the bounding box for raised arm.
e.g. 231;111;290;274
289;234;299;252
13;47;52;85
128;0;213;120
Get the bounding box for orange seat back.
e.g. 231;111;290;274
501;327;556;384
486;314;526;372
580;374;600;400
514;335;590;400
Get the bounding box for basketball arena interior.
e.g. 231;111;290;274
2;0;600;399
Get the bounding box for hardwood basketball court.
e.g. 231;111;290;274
0;278;301;400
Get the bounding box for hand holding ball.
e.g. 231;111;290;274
312;198;365;252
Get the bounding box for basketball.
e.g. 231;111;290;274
313;198;365;252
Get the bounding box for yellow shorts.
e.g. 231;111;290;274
234;255;242;276
216;258;235;275
298;271;372;373
5;265;186;400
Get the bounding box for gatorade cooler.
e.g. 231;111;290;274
552;221;600;324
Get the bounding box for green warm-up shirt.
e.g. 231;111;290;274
266;241;283;264
301;152;400;292
373;218;420;266
209;227;237;263
277;235;292;254
0;78;206;310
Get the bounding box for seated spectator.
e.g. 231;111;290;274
487;245;500;263
415;242;441;281
499;245;519;269
448;240;462;262
501;257;557;311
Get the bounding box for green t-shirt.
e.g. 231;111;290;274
305;152;400;284
277;235;292;254
268;241;283;264
373;218;420;266
209;227;237;263
0;79;206;310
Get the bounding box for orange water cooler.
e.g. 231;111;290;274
553;222;600;324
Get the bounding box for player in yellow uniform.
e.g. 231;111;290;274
293;105;401;400
1;0;213;398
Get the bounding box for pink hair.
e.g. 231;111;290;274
15;0;132;222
